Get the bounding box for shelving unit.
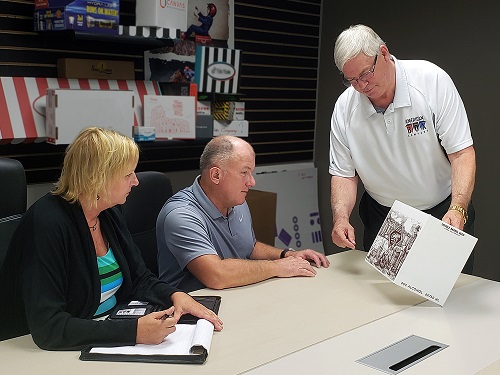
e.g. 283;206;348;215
37;28;176;49
0;0;322;184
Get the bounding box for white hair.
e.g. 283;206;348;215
333;25;385;71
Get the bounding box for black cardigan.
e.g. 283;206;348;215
0;193;178;350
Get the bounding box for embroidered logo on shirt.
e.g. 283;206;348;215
404;115;428;137
239;215;244;222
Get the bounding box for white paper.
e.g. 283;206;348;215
89;319;214;356
143;95;196;140
366;200;477;306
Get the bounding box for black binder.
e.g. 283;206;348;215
178;295;221;324
79;295;221;364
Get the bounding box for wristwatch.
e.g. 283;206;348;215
449;205;468;224
280;248;294;258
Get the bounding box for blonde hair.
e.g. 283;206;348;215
53;127;139;207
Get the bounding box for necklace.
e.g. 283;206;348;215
89;218;98;231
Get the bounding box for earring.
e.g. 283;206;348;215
97;194;100;201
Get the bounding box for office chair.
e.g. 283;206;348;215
0;158;28;340
120;171;173;276
0;158;27;269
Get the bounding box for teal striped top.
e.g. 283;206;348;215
94;247;123;318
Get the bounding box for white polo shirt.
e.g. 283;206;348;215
329;56;473;210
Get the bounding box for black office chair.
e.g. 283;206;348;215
0;158;28;340
0;158;27;269
120;171;173;276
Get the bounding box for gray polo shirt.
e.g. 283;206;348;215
156;177;256;292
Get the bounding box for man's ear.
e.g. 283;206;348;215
379;44;390;60
210;166;221;184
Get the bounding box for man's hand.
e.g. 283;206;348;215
274;256;317;278
331;220;356;249
442;209;466;231
287;249;330;268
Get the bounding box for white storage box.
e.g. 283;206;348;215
234;101;245;120
197;101;211;115
213;120;249;137
194;46;242;94
45;89;134;145
135;0;187;30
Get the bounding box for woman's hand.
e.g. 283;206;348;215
170;292;223;331
136;306;178;344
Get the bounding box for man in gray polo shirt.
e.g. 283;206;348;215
156;135;329;292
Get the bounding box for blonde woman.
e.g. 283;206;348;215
0;127;222;350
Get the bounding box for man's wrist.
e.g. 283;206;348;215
449;204;468;224
280;248;294;258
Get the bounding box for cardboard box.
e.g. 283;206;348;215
197;101;211;115
0;77;159;144
212;101;245;121
143;95;196;139
234;101;245;120
253;166;324;253
196;115;213;139
133;126;155;142
57;58;135;80
213;120;249;137
159;82;197;97
159;82;198;105
135;0;187;30
34;0;119;34
119;25;176;39
212;101;234;121
194;46;242;94
246;189;277;246
45;89;134;145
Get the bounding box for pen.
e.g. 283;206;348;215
161;313;174;320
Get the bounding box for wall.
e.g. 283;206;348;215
0;0;320;184
316;1;499;280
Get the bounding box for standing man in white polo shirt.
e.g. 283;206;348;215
329;25;476;273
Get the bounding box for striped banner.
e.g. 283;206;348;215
0;77;159;144
194;46;241;94
118;25;178;39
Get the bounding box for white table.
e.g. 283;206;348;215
245;278;500;374
0;250;477;374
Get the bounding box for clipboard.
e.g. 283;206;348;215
106;295;221;323
79;348;209;364
80;320;214;364
178;295;221;324
79;296;221;364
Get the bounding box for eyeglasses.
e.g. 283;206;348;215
342;55;378;87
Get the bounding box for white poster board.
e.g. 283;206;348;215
366;200;477;306
143;95;196;139
253;165;324;253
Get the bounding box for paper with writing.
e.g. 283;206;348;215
366;200;477;306
89;319;214;356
